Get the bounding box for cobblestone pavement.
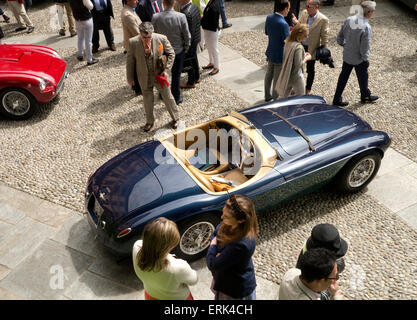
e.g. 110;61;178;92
0;0;416;299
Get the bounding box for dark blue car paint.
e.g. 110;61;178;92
85;96;391;256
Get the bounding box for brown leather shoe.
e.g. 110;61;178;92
109;44;117;51
143;123;153;132
171;120;178;129
180;83;195;89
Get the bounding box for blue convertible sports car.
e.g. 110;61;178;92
85;96;390;261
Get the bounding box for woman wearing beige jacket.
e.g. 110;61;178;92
276;23;311;99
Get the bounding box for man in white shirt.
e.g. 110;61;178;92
279;248;344;300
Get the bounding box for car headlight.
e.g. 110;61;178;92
52;50;61;59
39;78;47;91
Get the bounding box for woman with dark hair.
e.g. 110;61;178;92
206;194;259;300
133;217;198;300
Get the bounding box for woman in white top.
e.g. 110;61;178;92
132;217;198;300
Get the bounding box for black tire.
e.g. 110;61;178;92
0;87;38;120
173;212;221;262
334;150;381;193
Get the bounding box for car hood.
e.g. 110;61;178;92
0;45;62;83
241;103;369;156
89;140;200;223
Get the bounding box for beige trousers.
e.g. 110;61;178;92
56;3;76;34
142;79;179;125
7;1;33;28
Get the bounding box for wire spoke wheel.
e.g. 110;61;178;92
347;157;376;188
180;221;215;256
2;91;31;116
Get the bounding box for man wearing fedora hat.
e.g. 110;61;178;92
295;223;348;299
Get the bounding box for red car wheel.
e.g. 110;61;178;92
0;88;38;120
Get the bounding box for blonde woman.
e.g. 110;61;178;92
276;23;312;99
206;194;259;300
133;217;198;300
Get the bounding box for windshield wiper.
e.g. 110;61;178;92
266;109;316;152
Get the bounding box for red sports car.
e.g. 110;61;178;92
0;44;68;120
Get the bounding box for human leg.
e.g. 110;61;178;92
157;80;179;123
85;18;95;64
101;15;115;49
64;3;76;36
142;88;156;127
92;16;100;52
56;4;65;35
219;0;230;28
354;60;372;100
8;1;25;28
171;51;185;104
332;61;353;106
75;20;85;58
305;59;316;93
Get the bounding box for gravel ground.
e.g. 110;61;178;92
0;0;416;300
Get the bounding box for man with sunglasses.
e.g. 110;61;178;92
126;22;179;132
279;248;344;300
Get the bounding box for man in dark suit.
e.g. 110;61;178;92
136;0;163;22
91;0;116;53
179;0;201;88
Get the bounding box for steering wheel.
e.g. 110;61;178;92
238;134;255;170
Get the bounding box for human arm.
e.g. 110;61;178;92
126;39;136;85
359;26;371;62
329;280;344;300
320;17;329;47
124;14;141;37
181;14;191;53
206;240;252;273
174;258;198;286
336;22;345;46
83;0;94;11
162;35;176;71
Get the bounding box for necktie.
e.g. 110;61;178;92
154;2;160;13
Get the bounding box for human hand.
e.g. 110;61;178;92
128;80;134;86
161;71;169;78
210;237;217;246
329;279;340;297
292;13;298;25
304;52;312;62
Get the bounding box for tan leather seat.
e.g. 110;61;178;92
223;168;248;185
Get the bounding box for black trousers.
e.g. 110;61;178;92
92;12;114;48
333;60;371;104
184;44;200;85
303;45;316;91
171;51;185;103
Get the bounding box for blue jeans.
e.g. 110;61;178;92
333;60;371;104
219;0;228;26
75;18;94;63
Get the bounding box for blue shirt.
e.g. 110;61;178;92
93;0;107;11
302;12;318;47
337;14;371;65
206;224;257;298
265;13;290;64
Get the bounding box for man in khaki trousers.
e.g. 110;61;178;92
55;0;77;37
126;22;179;132
6;0;34;33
